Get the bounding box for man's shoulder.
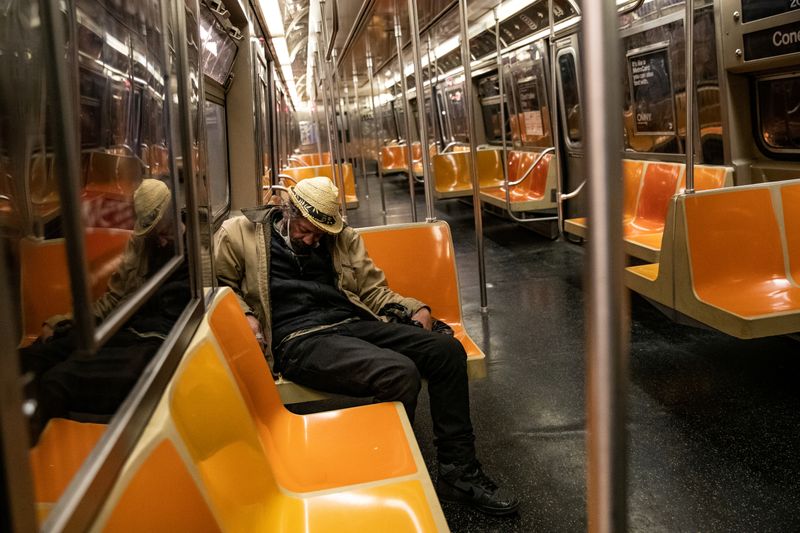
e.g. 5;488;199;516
222;206;279;229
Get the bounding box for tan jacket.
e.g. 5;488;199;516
45;236;152;329
214;206;426;354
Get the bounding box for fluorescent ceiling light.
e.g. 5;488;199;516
258;0;285;38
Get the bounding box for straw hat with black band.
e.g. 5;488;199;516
287;176;344;234
133;179;172;237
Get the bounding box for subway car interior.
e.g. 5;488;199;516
3;0;800;530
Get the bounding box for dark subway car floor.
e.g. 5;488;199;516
289;172;800;532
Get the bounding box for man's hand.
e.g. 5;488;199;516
246;314;266;349
40;323;55;342
411;307;433;331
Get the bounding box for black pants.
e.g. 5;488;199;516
278;320;476;465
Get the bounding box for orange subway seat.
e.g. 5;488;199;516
102;440;221;533
297;152;331;166
280;163;358;208
683;188;800;318
781;183;800;282
678;165;731;192
83;151;142;197
359;221;486;378
169;339;441;532
29;419;106;514
19;228;132;346
207;291;419;493
565;159;645;238
380;145;409;172
479;150;556;212
431;150;502;199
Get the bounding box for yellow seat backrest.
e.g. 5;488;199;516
170;340;286;531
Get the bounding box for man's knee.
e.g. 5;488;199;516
433;334;468;372
375;357;422;401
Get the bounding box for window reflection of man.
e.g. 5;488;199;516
21;179;189;442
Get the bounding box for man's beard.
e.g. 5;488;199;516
288;237;317;254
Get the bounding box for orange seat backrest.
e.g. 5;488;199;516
432;152;464;190
684;188;785;293
29;419;107;505
380;145;409;170
103;440;222;533
84;151;142;197
633;162;683;229
476;150;502;186
781;183;800;283
359;223;460;325
518;152;552;196
506;151;523;182
298;153;331;166
281;164;356;198
19;228;132;343
622;160;645;221
679;166;730;192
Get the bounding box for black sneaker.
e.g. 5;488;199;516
437;460;520;516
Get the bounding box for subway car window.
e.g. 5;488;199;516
507;44;551;148
199;7;238;87
621;2;721;162
557;50;582;144
445;84;468;142
477;74;508;144
204;101;230;220
1;0;193;517
757;74;800;153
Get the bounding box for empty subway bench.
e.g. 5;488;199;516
626;179;800;339
565;160;732;262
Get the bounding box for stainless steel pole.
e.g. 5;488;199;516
340;82;356;164
394;15;418;222
318;10;349;218
407;0;436;221
684;0;695;193
367;54;387;213
352;68;370;198
40;0;95;352
313;102;324;160
582;0;629;531
549;0;566;234
458;0;488;310
331;48;348;164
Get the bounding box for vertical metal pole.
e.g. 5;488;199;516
317;53;336;171
331;48;350;166
40;0;94;352
318;13;349;219
313;102;324;160
495;10;510;204
426;35;442;151
394;14;418;222
352;68;370;198
582;0;629;531
367;54;387;213
407;0;436;221
343;85;352;166
0;249;35;533
684;0;695;193
458;0;488;310
549;0;566;234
